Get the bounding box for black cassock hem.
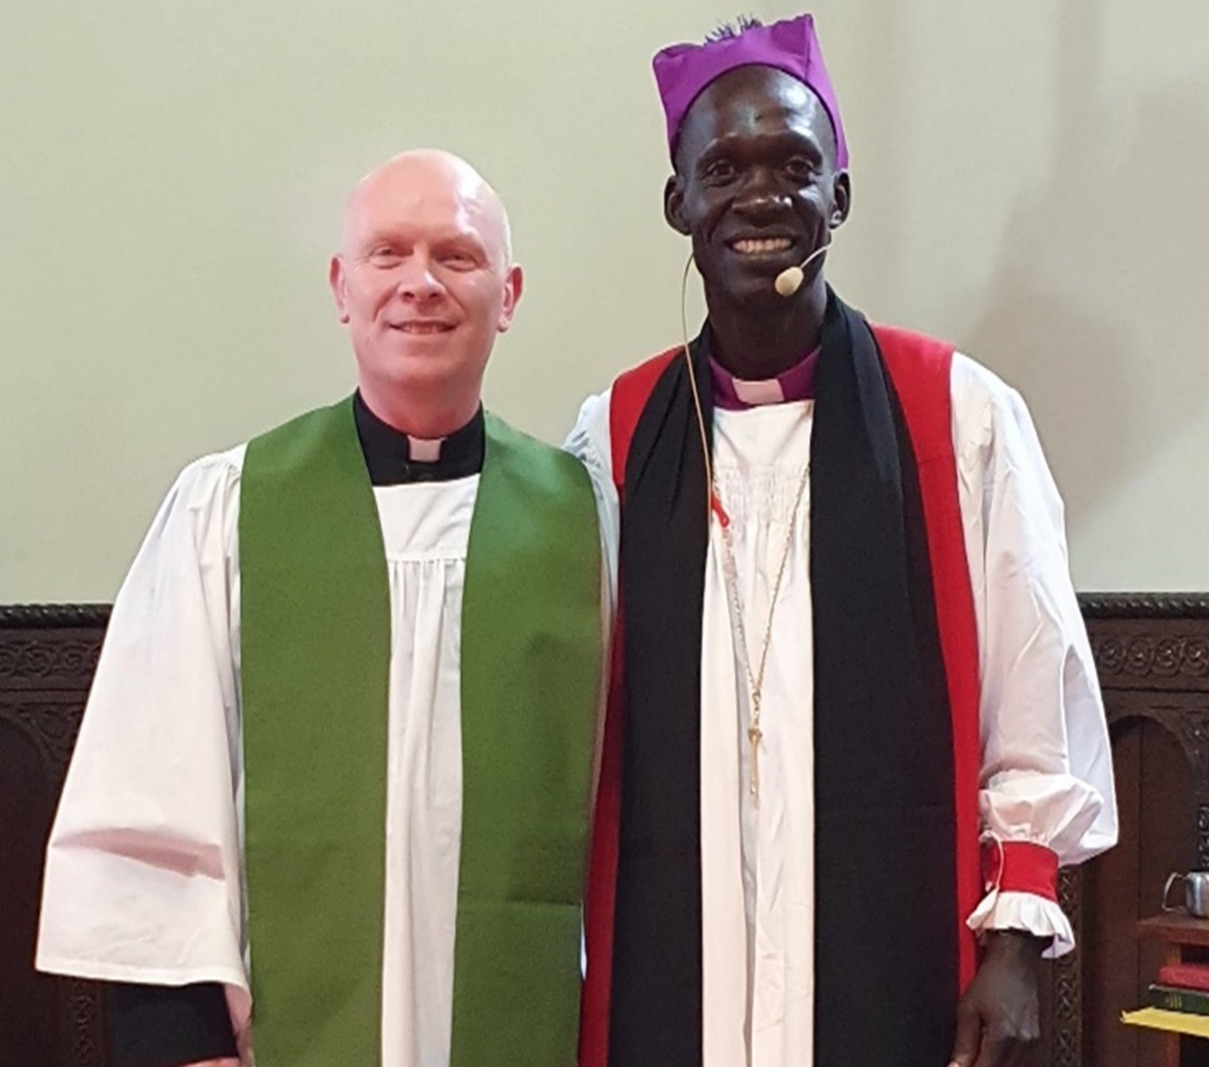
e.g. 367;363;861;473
108;981;237;1067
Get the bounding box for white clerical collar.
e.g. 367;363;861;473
353;392;484;485
407;436;444;462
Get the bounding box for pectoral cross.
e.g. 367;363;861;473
748;723;763;800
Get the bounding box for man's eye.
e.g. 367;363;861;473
442;252;477;269
370;250;402;267
704;160;736;182
785;158;818;180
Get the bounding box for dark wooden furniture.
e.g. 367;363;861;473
1;606;110;1067
1133;913;1209;1067
4;593;1209;1067
1044;595;1209;1067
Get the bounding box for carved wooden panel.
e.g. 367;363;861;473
6;595;1209;1067
1083;595;1209;694
1041;594;1209;1067
0;606;110;1067
1047;867;1084;1067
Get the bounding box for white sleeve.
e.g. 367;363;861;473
563;387;619;628
36;446;251;1041
952;354;1118;957
563;387;620;933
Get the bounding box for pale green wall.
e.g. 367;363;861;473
2;0;1207;602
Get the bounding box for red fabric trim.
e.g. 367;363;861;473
584;333;985;1057
580;349;677;1067
608;347;679;492
579;615;625;1067
983;840;1060;902
875;324;983;993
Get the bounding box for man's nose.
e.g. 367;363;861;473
733;169;791;220
396;254;444;302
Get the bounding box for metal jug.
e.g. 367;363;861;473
1163;871;1209;918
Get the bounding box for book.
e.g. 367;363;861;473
1157;963;1209;993
1122;1006;1209;1038
1149;983;1209;1015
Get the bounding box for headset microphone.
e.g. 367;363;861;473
773;240;832;298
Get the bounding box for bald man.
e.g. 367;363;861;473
36;151;603;1067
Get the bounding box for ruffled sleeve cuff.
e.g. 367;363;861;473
966;837;1074;957
966;890;1075;958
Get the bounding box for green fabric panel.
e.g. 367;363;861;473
451;414;602;1067
239;401;600;1067
240;398;389;1067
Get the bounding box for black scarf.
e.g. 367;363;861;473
609;291;959;1066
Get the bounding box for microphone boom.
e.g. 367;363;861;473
774;240;830;298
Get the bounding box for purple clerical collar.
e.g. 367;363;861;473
710;348;819;410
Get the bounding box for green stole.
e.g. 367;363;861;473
239;397;601;1066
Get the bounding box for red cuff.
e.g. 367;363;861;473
981;839;1059;902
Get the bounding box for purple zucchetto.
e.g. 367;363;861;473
652;13;848;169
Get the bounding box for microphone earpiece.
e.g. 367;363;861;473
774;266;805;298
774;241;831;298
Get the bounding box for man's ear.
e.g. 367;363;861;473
664;174;691;236
830;171;852;229
329;255;350;323
497;264;524;333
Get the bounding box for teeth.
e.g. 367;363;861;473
733;237;793;255
399;323;450;334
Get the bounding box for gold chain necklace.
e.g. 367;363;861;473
678;251;810;800
713;463;809;799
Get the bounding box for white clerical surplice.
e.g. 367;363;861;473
38;446;479;1066
567;351;1118;1067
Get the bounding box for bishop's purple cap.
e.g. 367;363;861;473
652;13;849;169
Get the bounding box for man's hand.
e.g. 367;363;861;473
948;930;1047;1067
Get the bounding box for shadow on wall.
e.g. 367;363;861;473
962;0;1209;526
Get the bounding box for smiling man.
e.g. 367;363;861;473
567;15;1117;1067
37;150;603;1067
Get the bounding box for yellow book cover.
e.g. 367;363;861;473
1122;1006;1209;1038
